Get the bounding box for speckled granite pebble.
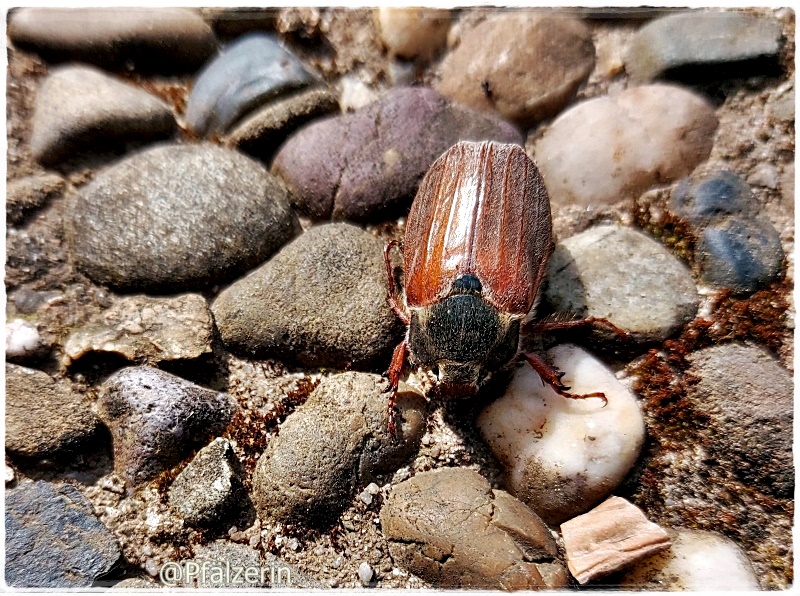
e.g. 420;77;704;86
30;65;176;167
544;225;699;342
436;13;594;129
533;84;717;206
66;143;299;292
9;7;216;73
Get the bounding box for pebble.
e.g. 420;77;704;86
5;318;43;362
29;65;176;167
435;13;595;129
8;8;216;73
533;84;717;206
212;223;402;369
625;11;783;82
6;172;65;224
185;33;321;137
619;529;761;590
477;345;645;525
5;481;120;588
168;438;245;527
379;467;568;589
98;366;238;486
358;561;374;585
67;143;299;292
252;373;426;526
375;8;451;60
686;343;792;497
64;293;214;367
696;216;785;293
6;363;101;459
544;225;699;343
560;496;671;584
670;170;757;227
747;163;780;190
226;86;339;161
271;86;522;220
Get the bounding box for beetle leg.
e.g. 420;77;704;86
523;352;607;406
384;339;408;435
526;316;629;340
384;241;410;324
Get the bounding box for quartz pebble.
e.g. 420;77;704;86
560;496;671;584
380;467;568;589
686;343;793;497
619;529;761;590
544;225;699;342
5;318;43;361
30;65;176;167
6;363;101;458
477;345;645;525
8;8;216;73
436;13;595;129
375;8;451;60
168;438;245;527
67;143;299;292
98;366;238;486
533;84;717;206
212;223;402;369
185;33;321;137
64;293;214;367
252;373;426;527
6;481;120;588
272;86;521;220
358;562;374;585
625;11;783;82
6;173;65;224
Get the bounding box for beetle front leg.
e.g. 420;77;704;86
523;352;607;406
383;339;408;435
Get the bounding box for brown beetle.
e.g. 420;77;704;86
383;140;626;433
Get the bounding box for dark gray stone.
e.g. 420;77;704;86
6;363;101;459
9;8;217;73
271;86;522;221
687;343;793;497
625;11;783;82
670;171;757;227
168;438;244;526
98;366;238;486
66;143;299;293
6;173;65;224
30;65;176;167
380;468;568;589
696;216;784;293
252;373;427;527
212;223;402;369
5;481;120;588
186;33;319;136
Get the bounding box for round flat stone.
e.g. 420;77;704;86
533;84;717;206
544;224;699;342
30;65;176;167
9;7;216;73
436;13;595;129
66;143;299;292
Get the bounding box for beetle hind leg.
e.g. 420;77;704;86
383;339;408;435
523;352;607;406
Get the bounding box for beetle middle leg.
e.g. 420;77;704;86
382;339;408;435
384;240;409;324
525;315;629;339
523;352;607;406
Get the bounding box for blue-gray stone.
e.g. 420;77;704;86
697;216;784;293
186;33;318;136
6;481;120;588
671;171;757;227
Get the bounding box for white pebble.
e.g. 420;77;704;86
365;482;380;495
477;344;645;525
337;74;380;112
359;491;374;506
5;318;41;358
358;561;374;585
619;529;761;590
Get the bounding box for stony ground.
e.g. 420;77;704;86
5;6;794;591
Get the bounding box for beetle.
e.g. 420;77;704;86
383;140;627;433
